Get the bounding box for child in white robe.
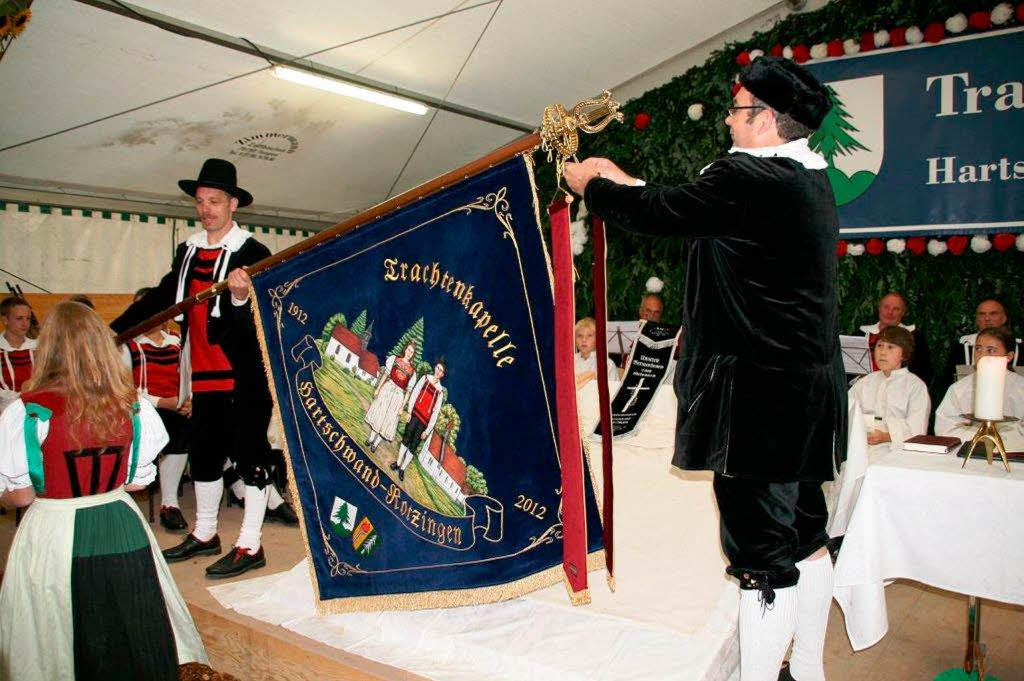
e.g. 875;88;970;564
848;325;930;454
935;326;1024;450
574;317;617;390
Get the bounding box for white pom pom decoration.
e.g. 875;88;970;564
906;26;924;44
569;220;588;256
843;38;860;55
645;276;664;294
847;243;865;256
874;30;890;48
992;3;1014;25
749;49;764;59
886;238;905;254
970;234;992;253
927;239;948;256
782;45;794;59
810;43;828;59
687;103;704;121
1016;233;1024;251
945;13;968;33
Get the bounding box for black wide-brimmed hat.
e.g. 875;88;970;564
739;56;831;129
178;158;253;207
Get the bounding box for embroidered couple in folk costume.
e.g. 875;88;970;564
364;342;447;482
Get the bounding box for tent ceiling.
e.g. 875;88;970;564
0;0;780;226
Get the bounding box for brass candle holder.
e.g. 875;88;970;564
959;413;1017;473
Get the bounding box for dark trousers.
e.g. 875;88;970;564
189;391;271;486
713;474;828;590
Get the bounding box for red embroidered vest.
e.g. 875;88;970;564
1;347;33;392
389;358;414;390
128;339;181;398
412;380;440;424
187;248;234;393
22;391;134;499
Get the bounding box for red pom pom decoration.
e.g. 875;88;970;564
968;10;991;30
924;22;945;43
1018;4;1024;23
836;240;848;258
859;32;875;52
947;235;968;255
992;233;1016;252
736;51;751;66
731;82;743;97
826;39;844;57
890;27;907;47
792;44;810;63
633;112;651;131
906;236;926;255
770;43;784;57
865;238;885;256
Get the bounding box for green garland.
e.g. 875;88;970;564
533;0;1022;402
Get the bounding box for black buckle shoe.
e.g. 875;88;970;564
162;534;221;563
205;546;267;579
159;506;188;532
265;501;299;526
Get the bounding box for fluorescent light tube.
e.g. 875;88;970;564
273;66;428;115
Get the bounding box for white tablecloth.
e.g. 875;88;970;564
833;450;1024;650
209;383;740;681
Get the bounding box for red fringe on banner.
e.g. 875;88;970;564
548;194;590;604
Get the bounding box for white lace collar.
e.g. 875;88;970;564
185;222;250;252
728;138;828;170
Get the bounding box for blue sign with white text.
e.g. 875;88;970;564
803;28;1023;237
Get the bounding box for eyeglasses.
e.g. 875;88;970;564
727;105;765;115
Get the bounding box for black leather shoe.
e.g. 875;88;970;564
778;661;795;681
398;468;405;481
205;546;266;579
389;462;399;471
159;506;188;532
162;534;221;563
265;501;299;526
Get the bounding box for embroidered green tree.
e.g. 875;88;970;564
436;403;462;446
466;465;487;495
320;312;347;343
350;309;368;335
388;317;425;366
810;85;869;165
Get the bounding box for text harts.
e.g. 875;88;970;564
925;71;1024;186
383;258;517;368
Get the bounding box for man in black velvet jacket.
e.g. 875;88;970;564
565;58;846;681
111;158;275;579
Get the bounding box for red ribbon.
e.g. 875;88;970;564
548;194;589;600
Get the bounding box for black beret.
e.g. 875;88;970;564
739;56;831;129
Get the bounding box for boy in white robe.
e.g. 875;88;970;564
848;325;930;455
574;317;617;389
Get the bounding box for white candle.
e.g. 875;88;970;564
974;355;1006;420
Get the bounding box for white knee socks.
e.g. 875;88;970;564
158;454;187;508
738;585;798;681
193;479;223;542
267;482;285;511
789;555;834;681
236;485;269;552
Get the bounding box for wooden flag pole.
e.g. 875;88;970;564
116;91;622;344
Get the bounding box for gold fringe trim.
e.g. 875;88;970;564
606;573;616;592
564;580;591;607
249;291;325;605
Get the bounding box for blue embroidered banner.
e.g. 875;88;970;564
802;28;1023;238
252;156;604;612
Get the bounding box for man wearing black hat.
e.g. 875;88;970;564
565;57;846;681
112;158;277;578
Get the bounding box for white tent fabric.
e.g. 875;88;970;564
0;202;312;293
